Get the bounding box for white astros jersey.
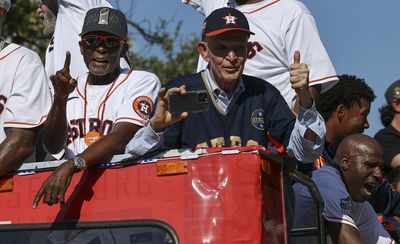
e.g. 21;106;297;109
0;43;52;160
46;0;129;79
59;69;160;159
183;0;338;108
293;166;393;244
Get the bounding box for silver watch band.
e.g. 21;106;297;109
73;156;87;170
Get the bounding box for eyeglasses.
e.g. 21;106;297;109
81;35;126;48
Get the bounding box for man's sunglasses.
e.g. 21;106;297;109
81;35;126;48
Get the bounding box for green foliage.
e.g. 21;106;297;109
3;0;46;56
2;0;199;81
131;34;200;84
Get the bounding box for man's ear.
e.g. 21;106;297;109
197;42;210;62
336;104;345;122
341;154;350;171
79;41;84;55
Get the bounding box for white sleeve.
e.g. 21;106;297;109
285;4;338;93
286;103;325;163
4;51;52;128
182;0;231;16
125;123;165;156
114;71;161;126
58;0;112;14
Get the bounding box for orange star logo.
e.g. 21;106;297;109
223;13;237;25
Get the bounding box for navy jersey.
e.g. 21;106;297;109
163;72;296;149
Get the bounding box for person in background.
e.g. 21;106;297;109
293;134;393;244
0;0;51;176
374;80;400;176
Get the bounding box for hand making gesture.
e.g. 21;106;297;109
290;50;312;109
51;51;77;101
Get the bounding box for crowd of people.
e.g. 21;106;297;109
0;0;399;243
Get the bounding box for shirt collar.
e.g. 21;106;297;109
205;68;245;99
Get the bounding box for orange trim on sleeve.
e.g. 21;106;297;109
0;46;23;61
241;0;280;14
309;75;338;84
97;70;134;118
114;117;145;125
4;116;47;127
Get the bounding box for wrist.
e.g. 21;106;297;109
72;156;87;171
54;94;68;104
149;118;166;133
297;89;312;109
64;160;79;173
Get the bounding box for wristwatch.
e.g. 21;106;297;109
73;156;87;170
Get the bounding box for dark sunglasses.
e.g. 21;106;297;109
81;35;126;48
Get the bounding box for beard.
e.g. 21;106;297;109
42;12;56;39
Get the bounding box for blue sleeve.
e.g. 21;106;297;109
265;88;296;148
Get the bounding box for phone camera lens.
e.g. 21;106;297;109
197;93;208;103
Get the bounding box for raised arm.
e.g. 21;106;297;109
286;51;326;162
43;52;76;155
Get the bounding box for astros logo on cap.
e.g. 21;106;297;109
223;13;237;25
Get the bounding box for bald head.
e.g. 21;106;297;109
335;134;383;166
335;134;383;202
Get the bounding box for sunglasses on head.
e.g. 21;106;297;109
81;35;126;48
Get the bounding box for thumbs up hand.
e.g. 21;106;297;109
290;50;312;109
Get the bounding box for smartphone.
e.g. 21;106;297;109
168;90;209;114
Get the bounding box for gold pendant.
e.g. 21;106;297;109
84;130;101;146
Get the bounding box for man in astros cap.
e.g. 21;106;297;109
127;7;326;168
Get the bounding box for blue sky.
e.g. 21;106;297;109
110;0;400;136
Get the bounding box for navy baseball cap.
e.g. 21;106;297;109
80;7;128;40
385;80;400;103
202;7;254;37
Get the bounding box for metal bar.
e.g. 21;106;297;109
289;170;327;244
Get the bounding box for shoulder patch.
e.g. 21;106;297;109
251;109;265;130
133;96;153;119
340;197;354;218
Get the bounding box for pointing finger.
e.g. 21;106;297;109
32;187;44;209
293;50;300;64
63;51;71;72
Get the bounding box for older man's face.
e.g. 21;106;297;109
37;2;57;38
201;31;249;90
